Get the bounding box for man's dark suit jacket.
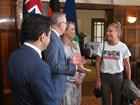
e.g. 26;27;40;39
42;30;76;103
8;45;56;105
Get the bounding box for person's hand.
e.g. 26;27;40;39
79;56;86;65
70;55;86;65
77;64;92;72
70;55;80;65
95;78;101;90
77;65;87;73
74;78;83;89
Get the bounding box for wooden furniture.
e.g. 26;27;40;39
113;7;140;85
136;61;140;85
124;9;140;61
0;0;19;105
113;6;140;61
131;60;140;87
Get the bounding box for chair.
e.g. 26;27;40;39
83;42;99;65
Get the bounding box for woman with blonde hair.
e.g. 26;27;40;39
95;22;131;105
61;22;85;105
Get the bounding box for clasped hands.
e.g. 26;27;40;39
70;55;87;73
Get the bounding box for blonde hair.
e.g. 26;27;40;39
108;21;122;38
61;21;77;50
65;21;75;31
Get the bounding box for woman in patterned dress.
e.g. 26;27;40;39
61;22;85;105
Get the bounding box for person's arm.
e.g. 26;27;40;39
123;44;131;80
123;58;131;80
42;38;76;76
30;64;56;105
73;41;87;72
95;55;101;89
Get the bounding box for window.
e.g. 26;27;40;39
91;18;105;43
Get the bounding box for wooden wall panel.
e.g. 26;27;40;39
0;3;16;29
0;1;19;105
1;30;19;105
0;0;16;3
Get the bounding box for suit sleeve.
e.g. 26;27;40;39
30;64;56;105
42;38;76;76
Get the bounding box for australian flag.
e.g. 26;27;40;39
23;0;43;16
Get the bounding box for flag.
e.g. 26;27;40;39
23;0;43;15
63;0;79;42
47;0;60;17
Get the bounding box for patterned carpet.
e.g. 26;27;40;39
81;59;140;105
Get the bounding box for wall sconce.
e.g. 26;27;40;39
127;16;137;23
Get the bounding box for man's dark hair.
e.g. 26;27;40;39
20;13;52;42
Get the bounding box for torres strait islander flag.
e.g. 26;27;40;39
23;0;43;15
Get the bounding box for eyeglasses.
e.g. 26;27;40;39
60;22;67;25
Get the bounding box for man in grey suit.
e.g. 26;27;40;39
42;12;86;105
8;14;56;105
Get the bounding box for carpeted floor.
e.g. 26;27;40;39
81;81;140;105
81;59;101;105
81;81;102;105
81;59;140;105
81;96;102;105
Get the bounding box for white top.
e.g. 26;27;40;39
96;41;131;74
24;42;42;58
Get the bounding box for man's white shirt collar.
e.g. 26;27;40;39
24;42;42;58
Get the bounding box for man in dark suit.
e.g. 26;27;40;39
42;12;86;105
8;14;56;105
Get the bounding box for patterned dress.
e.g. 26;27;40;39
62;41;85;105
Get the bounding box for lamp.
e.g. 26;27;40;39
127;16;137;23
